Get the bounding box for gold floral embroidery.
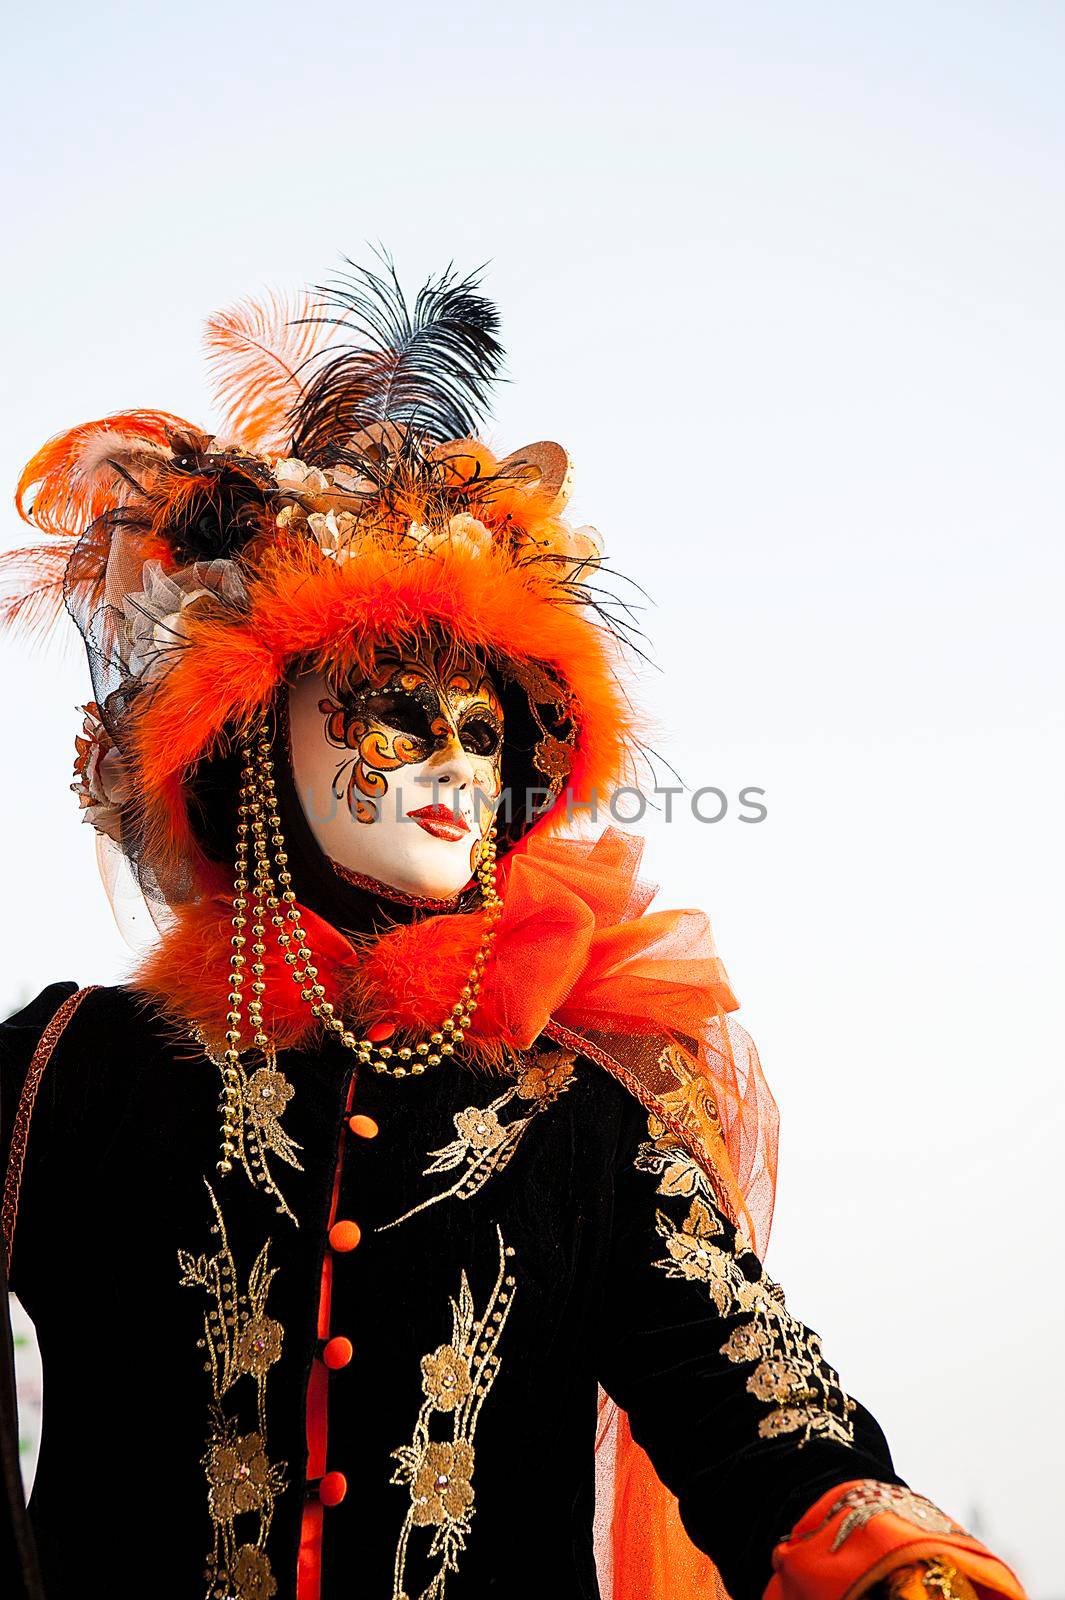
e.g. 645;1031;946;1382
798;1481;966;1552
655;1037;734;1185
229;1545;279;1599
514;1049;577;1101
655;1042;724;1139
178;1183;288;1599
452;1105;507;1151
919;1560;978;1600
207;1432;273;1520
421;1345;473;1412
389;1226;516;1599
379;1048;576;1231
235;1315;284;1379
641;1116;856;1448
193;1034;303;1224
410;1439;476;1526
878;1562;979;1600
635;1112;721;1201
654;1197;748;1312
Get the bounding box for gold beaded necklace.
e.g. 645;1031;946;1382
218;728;502;1176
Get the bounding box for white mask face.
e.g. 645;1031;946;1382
286;639;504;899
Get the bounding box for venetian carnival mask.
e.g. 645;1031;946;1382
287;637;504;900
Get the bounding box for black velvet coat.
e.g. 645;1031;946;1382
1;982;902;1600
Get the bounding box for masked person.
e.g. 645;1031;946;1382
0;259;1025;1600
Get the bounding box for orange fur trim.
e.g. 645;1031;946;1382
133;890;505;1062
132;534;638;898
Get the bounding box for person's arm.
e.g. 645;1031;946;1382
1;982;82;1285
593;1100;1026;1600
0;982;78;1600
0;1237;44;1600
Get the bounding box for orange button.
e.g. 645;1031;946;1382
348;1114;379;1139
367;1020;395;1042
319;1470;347;1508
329;1220;362;1253
322;1336;354;1370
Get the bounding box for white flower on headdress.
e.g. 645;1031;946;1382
71;703;133;843
404;513;495;557
329;462;373;494
444;513;494;557
514;520;603;580
122;559;248;683
565;524;604;563
273;457;330;494
306;508;361;560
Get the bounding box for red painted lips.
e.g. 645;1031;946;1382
407;803;471;842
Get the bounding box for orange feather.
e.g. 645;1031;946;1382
15;410;193;536
203;289;330;454
5;411;193;643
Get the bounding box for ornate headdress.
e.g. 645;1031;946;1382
7;256;636;910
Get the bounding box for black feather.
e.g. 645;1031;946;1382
289;252;505;465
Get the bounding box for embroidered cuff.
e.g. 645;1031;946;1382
765;1480;1026;1600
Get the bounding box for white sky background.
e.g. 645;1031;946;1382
2;1;1063;1593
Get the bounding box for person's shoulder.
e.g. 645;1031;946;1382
2;980;80;1034
531;1031;650;1150
1;983;182;1156
1;983;81;1163
1;981;81;1080
1;982;166;1072
2;980;154;1030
